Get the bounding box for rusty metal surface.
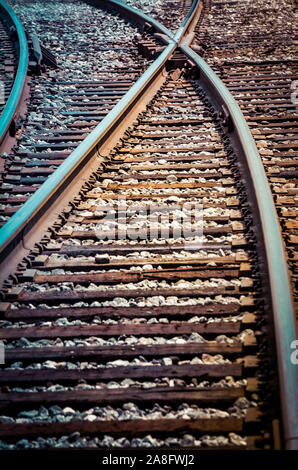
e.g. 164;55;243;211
0;0;295;451
0;0;28;145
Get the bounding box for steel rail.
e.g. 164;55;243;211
173;0;202;43
180;42;297;450
0;0;296;450
0;0;28;144
0;0;203;259
0;40;176;260
87;0;175;41
88;0;203;46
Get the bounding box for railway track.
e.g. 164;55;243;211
191;0;298;310
0;0;155;227
0;66;270;451
0;0;28;153
0;0;297;452
0;7;17;115
123;0;187;30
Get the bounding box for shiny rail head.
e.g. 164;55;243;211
0;0;29;144
87;0;175;41
180;42;297;450
173;0;201;43
91;0;203;45
0;0;295;450
0;41;176;256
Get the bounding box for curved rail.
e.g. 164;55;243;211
0;0;296;450
88;0;175;41
0;0;28;145
173;0;202;43
0;41;176;260
0;0;203;258
180;43;297;450
88;0;203;46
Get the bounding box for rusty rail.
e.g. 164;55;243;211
0;0;28;145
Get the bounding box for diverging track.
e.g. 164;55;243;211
0;0;296;452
